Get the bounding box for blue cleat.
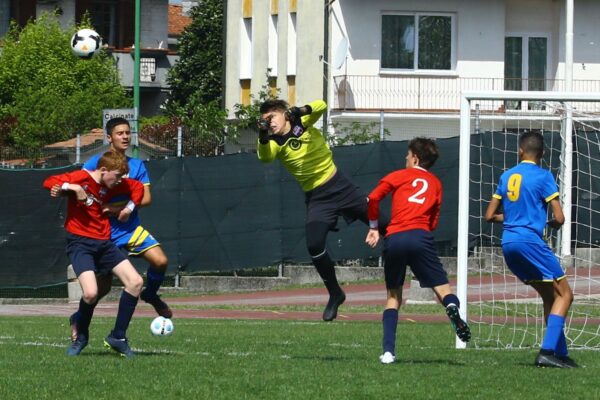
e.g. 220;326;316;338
66;333;88;356
104;333;135;358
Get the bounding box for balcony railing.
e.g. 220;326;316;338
332;75;600;112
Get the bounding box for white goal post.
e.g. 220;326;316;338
457;91;600;350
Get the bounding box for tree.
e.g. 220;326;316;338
0;13;129;152
166;0;224;113
162;0;227;155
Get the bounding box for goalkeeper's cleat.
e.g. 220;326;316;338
534;352;569;368
322;290;346;322
66;333;88;356
558;355;579;368
69;312;79;342
446;304;471;342
379;352;396;364
140;289;173;319
104;333;135;358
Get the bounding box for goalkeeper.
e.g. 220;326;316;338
257;99;386;321
485;130;576;368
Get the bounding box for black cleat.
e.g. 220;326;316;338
558;355;579;368
104;333;135;358
535;353;569;368
66;333;88;356
446;304;471;342
140;289;173;318
323;291;346;321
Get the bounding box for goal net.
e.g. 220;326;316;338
457;91;600;350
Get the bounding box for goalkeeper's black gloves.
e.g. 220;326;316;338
257;119;270;144
286;105;312;123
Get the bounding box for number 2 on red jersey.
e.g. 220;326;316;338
408;178;428;204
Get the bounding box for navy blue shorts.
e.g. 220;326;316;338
383;229;449;289
66;233;127;277
304;171;368;229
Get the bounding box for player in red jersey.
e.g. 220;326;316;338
365;138;471;364
43;151;144;357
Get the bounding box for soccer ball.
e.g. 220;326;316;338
150;316;174;336
71;28;102;58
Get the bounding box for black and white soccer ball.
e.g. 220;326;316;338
71;28;102;59
150;316;174;336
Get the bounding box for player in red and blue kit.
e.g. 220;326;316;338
485;130;576;368
69;118;171;342
44;151;145;357
365;137;470;364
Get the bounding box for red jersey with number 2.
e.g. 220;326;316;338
368;166;442;236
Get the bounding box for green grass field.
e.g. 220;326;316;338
0;316;597;400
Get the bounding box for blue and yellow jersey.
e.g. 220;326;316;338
257;100;336;192
493;161;559;243
83;154;150;237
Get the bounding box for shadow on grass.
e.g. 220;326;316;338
394;358;467;366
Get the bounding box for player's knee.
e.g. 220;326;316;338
126;275;144;296
152;255;168;271
82;291;98;305
307;241;327;258
305;222;329;257
305;233;327;257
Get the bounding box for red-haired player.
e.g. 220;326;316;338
44;151;144;357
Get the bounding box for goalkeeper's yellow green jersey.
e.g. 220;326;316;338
257;100;336;192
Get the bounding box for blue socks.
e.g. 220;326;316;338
382;308;399;354
555;330;568;357
112;290;139;339
541;314;566;354
145;268;165;297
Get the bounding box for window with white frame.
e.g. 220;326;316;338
240;18;253;79
268;15;278;77
140;58;157;82
287;12;297;76
381;13;454;71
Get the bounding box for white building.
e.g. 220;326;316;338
225;0;600;144
224;0;326;136
329;0;600;140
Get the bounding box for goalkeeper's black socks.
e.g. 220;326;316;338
312;251;342;296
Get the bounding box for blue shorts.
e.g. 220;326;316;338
383;229;449;289
502;240;565;283
66;233;127;277
112;225;160;256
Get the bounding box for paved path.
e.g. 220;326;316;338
1;266;598;323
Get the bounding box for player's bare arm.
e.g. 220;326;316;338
547;198;565;229
484;197;504;223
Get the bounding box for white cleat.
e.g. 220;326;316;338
379;351;396;364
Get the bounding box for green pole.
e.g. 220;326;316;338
133;0;141;158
